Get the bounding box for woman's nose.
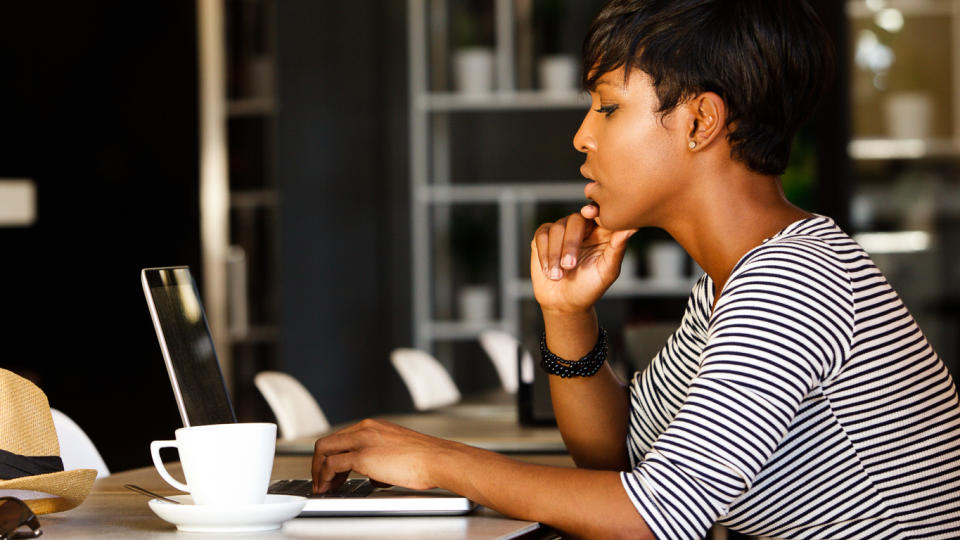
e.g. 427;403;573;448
572;114;595;154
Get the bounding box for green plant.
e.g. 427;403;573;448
451;1;494;49
781;125;815;211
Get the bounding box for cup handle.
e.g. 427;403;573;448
150;440;190;493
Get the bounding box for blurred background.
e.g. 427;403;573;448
0;0;956;472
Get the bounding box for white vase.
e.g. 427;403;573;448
647;242;686;282
883;92;933;139
458;285;495;322
453;47;495;96
620;251;638;279
537;54;579;95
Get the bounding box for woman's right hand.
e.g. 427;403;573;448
531;205;636;314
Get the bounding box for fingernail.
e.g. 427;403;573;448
549;267;562;280
561;254;574;268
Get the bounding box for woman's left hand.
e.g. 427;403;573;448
311;419;458;494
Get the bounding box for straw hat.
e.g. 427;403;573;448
0;369;97;514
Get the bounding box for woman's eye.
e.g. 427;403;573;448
594;104;619;117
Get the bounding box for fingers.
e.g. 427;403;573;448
533;223;551;277
531;213;598;281
533;216;568;281
312;419;379;492
560;214;591;271
580;203;599;221
314;453;355;493
311;419;411;493
546;220;566;279
312;443;334;493
312;434;361;493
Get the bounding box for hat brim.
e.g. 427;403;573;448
0;468;96;514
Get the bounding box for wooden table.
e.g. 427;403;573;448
38;455;573;539
277;407;566;455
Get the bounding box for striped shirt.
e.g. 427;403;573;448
621;216;960;539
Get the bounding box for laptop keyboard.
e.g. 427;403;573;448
268;478;375;498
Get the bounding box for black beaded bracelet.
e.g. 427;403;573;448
539;327;608;378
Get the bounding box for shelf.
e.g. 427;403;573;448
420;278;696;343
416;182;586;204
406;0;696;352
848;138;960;160
227;97;277;117
507;278;697;300
230;189;279;209
846;0;955;18
229;324;280;344
853;231;932;254
415;91;590;112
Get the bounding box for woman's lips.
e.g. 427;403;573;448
584;180;599;199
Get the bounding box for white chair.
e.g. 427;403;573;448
50;408;110;478
254;371;331;439
390;348;461;411
478;330;534;394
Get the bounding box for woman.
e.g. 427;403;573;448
312;1;960;538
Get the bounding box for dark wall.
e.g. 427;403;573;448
0;2;199;471
277;1;412;422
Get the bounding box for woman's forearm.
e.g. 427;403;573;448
433;443;652;540
542;309;631;471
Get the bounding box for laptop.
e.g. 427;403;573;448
141;266;474;516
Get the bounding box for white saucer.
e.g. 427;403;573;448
147;494;307;533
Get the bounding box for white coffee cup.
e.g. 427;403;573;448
150;422;276;505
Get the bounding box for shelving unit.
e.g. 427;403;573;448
416;90;588;111
844;0;960;369
846;0;960;162
407;0;694;354
222;0;281;419
849;137;960;160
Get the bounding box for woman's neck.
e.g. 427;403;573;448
664;164;812;299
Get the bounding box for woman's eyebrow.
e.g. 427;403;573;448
588;79;612;92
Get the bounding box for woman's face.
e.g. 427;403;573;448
574;67;689;231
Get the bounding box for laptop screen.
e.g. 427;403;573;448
142;266;236;427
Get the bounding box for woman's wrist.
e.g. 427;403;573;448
540;327;608;378
541;308;599;361
429;441;482;493
540;307;595;325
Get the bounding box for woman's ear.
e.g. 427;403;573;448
685;92;726;151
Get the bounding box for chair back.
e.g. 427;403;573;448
50;408;110;478
478;330;533;394
390;348;461;410
254;371;331;439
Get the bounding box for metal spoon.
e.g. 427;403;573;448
124;483;182;504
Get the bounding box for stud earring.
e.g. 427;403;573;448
688;140;697;150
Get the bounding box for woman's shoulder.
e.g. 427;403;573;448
717;216;858;320
734;215;858;280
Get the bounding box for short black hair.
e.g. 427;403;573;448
582;0;835;176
